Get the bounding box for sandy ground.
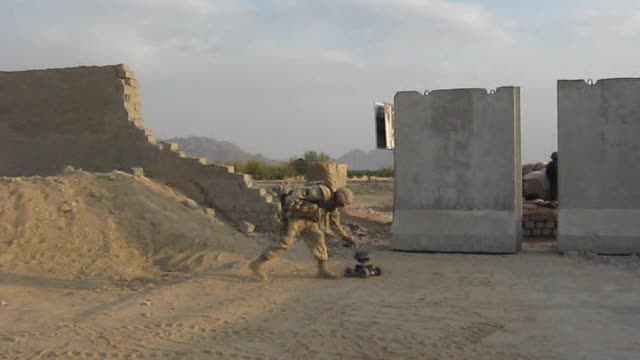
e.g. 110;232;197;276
2;250;640;359
2;180;640;359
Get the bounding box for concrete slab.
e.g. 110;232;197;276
558;78;640;254
392;87;522;253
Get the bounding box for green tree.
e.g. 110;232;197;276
225;160;296;180
272;164;295;180
288;150;334;176
376;167;394;177
245;160;268;180
227;161;245;174
289;158;307;176
303;150;333;163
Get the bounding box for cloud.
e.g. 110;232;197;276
2;0;638;162
346;0;512;43
2;0;514;75
568;8;640;37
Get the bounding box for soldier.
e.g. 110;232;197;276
249;184;356;280
546;151;558;201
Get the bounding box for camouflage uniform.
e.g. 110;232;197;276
250;184;355;280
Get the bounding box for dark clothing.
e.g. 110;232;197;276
546;160;558;201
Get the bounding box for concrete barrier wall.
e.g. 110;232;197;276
558;78;640;254
392;87;522;253
0;65;280;231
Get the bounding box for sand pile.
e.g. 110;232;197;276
0;169;261;280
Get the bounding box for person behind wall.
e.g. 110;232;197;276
546;151;558;201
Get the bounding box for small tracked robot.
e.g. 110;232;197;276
344;251;382;278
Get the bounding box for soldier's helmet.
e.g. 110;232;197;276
334;187;354;207
551;152;558;161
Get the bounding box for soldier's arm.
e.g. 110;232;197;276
323;212;337;236
297;201;319;213
329;209;356;245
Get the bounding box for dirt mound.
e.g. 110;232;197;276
0;170;261;280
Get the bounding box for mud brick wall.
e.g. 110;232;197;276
522;204;557;238
0;65;280;231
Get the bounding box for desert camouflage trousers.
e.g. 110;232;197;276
261;219;328;261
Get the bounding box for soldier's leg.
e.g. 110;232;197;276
302;222;338;279
551;182;558;202
249;220;302;280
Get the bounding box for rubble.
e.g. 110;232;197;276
130;167;145;177
240;221;256;234
523;170;551;200
0;171;260;280
62;165;76;174
182;198;199;210
204;208;216;217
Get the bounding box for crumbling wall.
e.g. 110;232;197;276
0;65;280;231
558;78;640;254
391;87;522;253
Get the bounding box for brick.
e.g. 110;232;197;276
124;78;139;87
207;164;231;174
116;64;134;79
240;174;254;188
239;221;256;234
182;198;199;210
531;215;544;222
117;63;132;73
159;142;179;151
130;167;144;177
62;165;76;174
535;222;545;229
130;118;145;129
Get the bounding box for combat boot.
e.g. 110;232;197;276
249;255;269;281
317;260;339;279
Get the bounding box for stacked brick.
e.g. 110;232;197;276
522;202;557;238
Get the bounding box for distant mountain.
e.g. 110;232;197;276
165;136;281;165
337;149;394;170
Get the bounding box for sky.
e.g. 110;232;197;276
2;0;640;162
